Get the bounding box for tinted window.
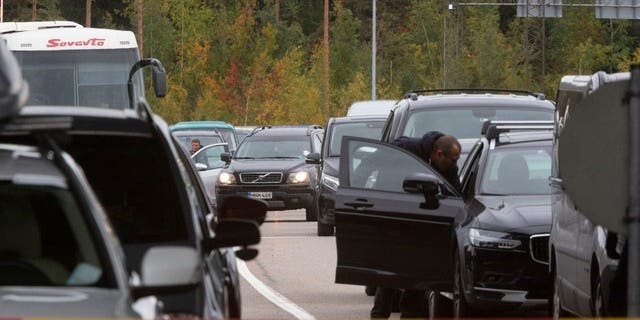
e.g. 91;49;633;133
0;185;112;287
347;140;430;193
403;108;553;139
479;145;552;195
236;136;311;159
329;121;384;156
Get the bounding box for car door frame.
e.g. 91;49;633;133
334;136;465;291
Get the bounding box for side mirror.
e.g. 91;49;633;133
305;152;321;165
219;196;267;225
204;219;261;260
403;173;442;210
151;64;166;98
0;40;28;121
195;163;208;171
220;152;231;163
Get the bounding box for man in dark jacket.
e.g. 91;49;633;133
371;131;461;319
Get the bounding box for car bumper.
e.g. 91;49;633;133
216;184;316;210
463;245;550;309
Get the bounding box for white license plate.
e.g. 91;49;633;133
247;192;272;199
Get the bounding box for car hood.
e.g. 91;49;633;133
322;157;340;176
229;158;311;173
0;287;135;318
473;195;551;234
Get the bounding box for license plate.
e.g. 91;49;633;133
247;191;272;199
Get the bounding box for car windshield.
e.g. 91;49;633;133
479;145;552;195
0;184;113;287
174;133;224;151
235;136;311;159
402;108;553;139
13;49;142;109
329;121;385;156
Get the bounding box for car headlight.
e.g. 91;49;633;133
287;171;310;184
217;172;236;185
469;228;521;249
321;173;339;191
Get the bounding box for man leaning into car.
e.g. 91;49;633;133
371;131;461;319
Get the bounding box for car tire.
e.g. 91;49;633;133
365;285;376;296
551;261;571;319
428;291;453;319
306;203;318;221
453;252;471;319
317;220;333;236
592;271;606;317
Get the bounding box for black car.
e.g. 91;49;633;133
317;115;386;236
0;60;262;319
428;121;555;317
381;89;555;164
216;125;324;221
332;121;554;318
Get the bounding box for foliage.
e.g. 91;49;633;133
5;0;640;125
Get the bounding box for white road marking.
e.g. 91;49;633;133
237;259;316;320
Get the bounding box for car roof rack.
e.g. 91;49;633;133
403;88;545;101
482;120;554;140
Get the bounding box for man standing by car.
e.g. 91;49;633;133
371;131;461;319
190;138;203;155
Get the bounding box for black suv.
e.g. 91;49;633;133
217;125;324;221
381;89;555;164
317;116;386;236
429;121;554;317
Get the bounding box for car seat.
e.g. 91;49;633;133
0;197;70;285
497;154;530;194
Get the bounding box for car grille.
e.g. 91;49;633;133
240;172;283;184
529;234;550;265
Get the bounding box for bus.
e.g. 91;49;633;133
0;21;154;109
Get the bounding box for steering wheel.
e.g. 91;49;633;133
0;259;53;286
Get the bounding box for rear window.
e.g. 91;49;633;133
403;108;553;139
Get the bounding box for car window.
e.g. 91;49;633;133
346;139;439;193
313;134;323;153
0;185;113;287
194;145;227;169
215;128;238;150
329;122;384;156
403;108;553;139
236;136;311;159
479;145;552;195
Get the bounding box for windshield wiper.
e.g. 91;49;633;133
234;156;255;159
261;156;300;159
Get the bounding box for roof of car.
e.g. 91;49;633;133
330;115;388;124
402;93;555;111
172;130;223;137
170;121;235;131
0;144;67;188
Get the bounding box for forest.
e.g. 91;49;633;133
4;0;640;126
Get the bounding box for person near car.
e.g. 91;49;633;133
190;138;203;155
371;131;461;319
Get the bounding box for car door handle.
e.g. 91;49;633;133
344;200;374;209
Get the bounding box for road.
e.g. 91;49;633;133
240;209;372;320
239;209;549;320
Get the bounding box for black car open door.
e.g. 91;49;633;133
335;137;465;291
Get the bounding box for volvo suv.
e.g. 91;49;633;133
216;125;324;221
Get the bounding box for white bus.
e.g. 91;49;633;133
0;21;158;109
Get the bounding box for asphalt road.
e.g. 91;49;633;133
239;209;549;320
